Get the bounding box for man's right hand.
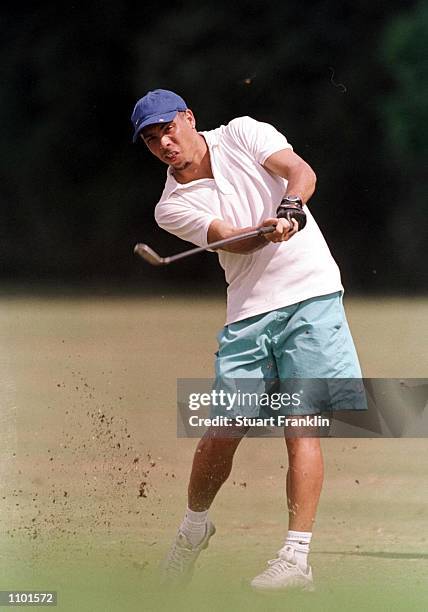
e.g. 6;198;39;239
261;217;299;243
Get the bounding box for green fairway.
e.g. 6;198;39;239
0;295;427;611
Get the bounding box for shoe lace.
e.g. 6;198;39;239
165;536;196;575
261;556;297;578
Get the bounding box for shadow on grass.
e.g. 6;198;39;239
315;551;428;559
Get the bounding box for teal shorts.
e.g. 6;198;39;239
213;291;366;417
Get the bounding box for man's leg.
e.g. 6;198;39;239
179;426;247;548
251;435;323;591
282;436;324;573
188;424;248;511
164;311;271;584
161;424;247;584
285;437;324;531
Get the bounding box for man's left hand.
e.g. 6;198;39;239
261;217;299;243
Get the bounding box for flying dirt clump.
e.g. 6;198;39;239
9;370;161;546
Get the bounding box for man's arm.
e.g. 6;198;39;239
207;149;315;254
263;148;317;204
206;219;272;254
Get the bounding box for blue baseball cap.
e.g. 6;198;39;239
131;89;188;143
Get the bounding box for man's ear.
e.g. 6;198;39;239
184;109;196;129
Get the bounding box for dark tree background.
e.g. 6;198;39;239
1;1;427;292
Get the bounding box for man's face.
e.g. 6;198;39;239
140;110;197;171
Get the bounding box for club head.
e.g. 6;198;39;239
133;243;165;266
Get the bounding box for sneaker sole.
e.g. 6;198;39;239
251;579;315;593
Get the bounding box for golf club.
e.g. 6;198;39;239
134;224;277;266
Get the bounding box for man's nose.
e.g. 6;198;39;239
160;134;172;148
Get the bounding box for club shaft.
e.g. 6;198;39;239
164;225;276;264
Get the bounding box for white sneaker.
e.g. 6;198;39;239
251;545;314;592
161;521;216;586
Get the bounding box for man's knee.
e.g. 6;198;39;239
286;436;321;447
196;434;240;457
195;425;247;459
285;436;322;458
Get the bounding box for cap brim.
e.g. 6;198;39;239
132;110;179;143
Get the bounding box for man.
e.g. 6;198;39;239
131;89;364;591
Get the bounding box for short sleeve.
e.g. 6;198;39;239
226;116;293;165
154;193;220;248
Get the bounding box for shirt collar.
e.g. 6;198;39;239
200;128;221;148
162;126;233;197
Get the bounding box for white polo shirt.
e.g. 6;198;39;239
155;116;343;324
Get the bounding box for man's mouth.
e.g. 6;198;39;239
164;151;179;162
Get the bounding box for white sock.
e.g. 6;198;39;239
180;507;209;547
283;530;312;570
